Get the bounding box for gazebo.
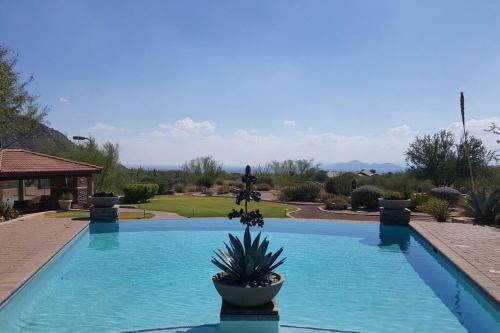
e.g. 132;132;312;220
0;149;102;212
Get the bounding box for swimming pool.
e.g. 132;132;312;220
0;219;498;332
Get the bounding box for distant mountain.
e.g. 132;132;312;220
321;160;405;173
1;123;73;152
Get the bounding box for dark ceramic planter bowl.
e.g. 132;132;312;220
213;272;284;307
378;198;410;210
90;196;119;208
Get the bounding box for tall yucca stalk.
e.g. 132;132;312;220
460;92;476;192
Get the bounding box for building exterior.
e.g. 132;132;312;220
0;149;102;212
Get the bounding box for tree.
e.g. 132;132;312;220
456;134;496;178
39;137;128;193
0;46;48;148
485;123;500;144
405;130;495;186
268;159;319;178
406;130;457;186
182;156;224;179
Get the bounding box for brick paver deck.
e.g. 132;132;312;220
411;221;500;307
0;214;88;305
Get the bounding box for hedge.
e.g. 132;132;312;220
123;183;159;203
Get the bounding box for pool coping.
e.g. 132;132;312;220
410;221;500;309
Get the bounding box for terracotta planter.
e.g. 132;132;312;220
90;196;119;208
378;199;410;210
58;200;72;211
213;272;284;307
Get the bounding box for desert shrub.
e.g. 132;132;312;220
196;176;214;189
462;189;500;225
358;171;433;194
123;183;159;203
204;189;214;196
157;183;170;195
430;187;461;206
215;178;224;186
279;182;321;202
173;183;186;193
457;166;500;192
164;189;175;195
325;174;354;196
421;198;450;222
382;191;406;200
216;184;230;195
229;187;241;194
224;173;241;181
256;183;272;191
324;195;349;210
319;188;334;202
186;185;199;192
350;185;382;210
0;203;19;221
256;175;275;187
410;193;430;212
233;182;244;190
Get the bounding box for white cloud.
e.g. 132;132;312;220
387;125;418;137
112;117;499;167
90;122;125;132
59;97;69;103
157;117;215;137
448;116;500;134
447;116;500;149
283;120;296;128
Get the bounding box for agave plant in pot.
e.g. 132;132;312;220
212;165;286;307
378;191;411;210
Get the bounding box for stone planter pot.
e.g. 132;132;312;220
58;199;72;211
213;272;284;307
90;196;119;208
378;199;410;210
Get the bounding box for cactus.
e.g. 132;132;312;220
325;174;354;196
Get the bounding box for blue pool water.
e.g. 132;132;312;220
0;219;498;333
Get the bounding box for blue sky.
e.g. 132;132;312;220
1;0;499;166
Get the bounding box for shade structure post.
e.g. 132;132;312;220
17;180;24;201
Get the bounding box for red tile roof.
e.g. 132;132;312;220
0;149;102;180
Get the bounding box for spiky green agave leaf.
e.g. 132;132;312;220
212;228;285;285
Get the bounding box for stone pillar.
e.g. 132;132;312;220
17;180;24;201
86;177;94;207
75;177;87;207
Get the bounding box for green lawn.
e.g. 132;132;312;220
139;195;297;218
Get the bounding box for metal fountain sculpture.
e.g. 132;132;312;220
227;165;264;227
